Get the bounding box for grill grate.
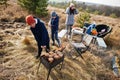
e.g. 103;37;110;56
38;54;64;80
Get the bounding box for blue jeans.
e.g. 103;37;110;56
51;30;61;46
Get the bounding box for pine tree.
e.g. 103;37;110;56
18;0;48;17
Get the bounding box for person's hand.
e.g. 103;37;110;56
41;46;46;49
71;6;75;10
48;23;51;27
48;21;51;27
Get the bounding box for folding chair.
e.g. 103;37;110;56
69;34;93;59
71;28;84;41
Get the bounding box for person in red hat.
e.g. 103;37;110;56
26;15;50;59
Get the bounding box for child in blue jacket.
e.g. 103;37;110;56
26;15;50;59
49;11;61;47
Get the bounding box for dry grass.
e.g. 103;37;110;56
0;3;28;22
0;3;120;80
22;36;31;45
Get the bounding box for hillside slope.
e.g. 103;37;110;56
0;3;120;80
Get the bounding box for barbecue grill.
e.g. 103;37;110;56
38;54;64;80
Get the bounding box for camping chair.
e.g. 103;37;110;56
69;34;93;59
71;28;84;41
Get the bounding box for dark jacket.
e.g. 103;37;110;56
30;18;49;46
50;15;59;31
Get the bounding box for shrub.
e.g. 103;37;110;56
86;7;90;13
18;0;48;17
76;11;90;28
78;7;83;11
110;13;117;18
94;10;99;15
102;12;106;16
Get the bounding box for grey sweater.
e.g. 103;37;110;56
65;7;78;25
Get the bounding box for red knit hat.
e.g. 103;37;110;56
25;15;35;25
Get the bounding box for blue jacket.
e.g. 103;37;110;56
50;15;59;31
30;18;49;46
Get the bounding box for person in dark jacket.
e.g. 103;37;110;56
26;15;50;59
49;11;61;47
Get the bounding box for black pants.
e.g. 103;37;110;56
37;42;50;56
